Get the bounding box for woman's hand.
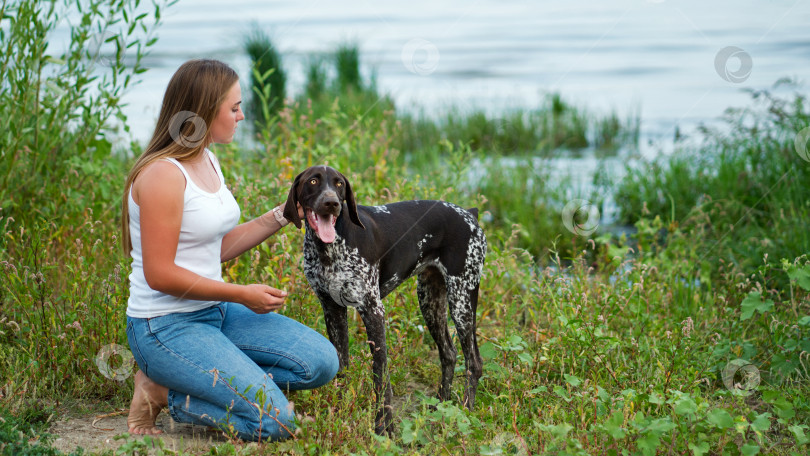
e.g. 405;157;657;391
241;284;288;314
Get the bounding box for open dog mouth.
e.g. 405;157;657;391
306;208;337;243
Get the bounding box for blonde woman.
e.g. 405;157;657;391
121;59;338;440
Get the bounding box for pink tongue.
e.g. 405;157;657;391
312;212;337;243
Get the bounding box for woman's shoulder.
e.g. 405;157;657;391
132;159;186;202
140;159;185;183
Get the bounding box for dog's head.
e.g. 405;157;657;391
283;166;365;243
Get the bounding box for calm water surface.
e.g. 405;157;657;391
111;0;810;146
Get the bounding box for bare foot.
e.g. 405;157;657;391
127;370;169;435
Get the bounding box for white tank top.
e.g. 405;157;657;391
126;150;241;318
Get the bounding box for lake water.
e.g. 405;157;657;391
106;0;810;147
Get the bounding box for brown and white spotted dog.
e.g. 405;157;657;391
283;165;486;435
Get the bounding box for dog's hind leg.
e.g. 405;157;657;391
417;267;458;402
357;299;394;435
447;280;483;410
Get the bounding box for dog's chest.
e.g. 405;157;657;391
303;234;379;307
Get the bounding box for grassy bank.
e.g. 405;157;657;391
2;2;810;455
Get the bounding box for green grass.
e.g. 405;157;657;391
1;2;809;455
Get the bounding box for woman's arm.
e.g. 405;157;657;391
220;204;291;262
134;162;286;314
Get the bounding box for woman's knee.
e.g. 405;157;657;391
306;345;339;388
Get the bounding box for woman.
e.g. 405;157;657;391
121;59;338;441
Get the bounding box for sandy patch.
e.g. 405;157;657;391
49;409;229;454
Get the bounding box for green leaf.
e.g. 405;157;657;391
549;422;572;439
636;431;660;456
535;421;573;439
740;442;760;456
772;399;795;421
553;385;572;402
517;352;534;365
689;440;710;456
646;418;676;435
563;374;582;388
787;264;810;291
44;55;66;65
706;409;734;429
479;342;497;359
602;411;626;439
673;397;698;416
400;420;417;445
740;292;774;321
749;413;771;433
788;424;809;445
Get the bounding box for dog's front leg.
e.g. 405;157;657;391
318;292;350;370
358;299;394;436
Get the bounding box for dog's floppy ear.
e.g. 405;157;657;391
283;171;304;228
340;171;365;229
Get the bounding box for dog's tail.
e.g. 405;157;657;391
467;207;479;220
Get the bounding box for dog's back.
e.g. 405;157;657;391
338;200;485;298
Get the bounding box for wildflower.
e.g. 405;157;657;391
681;317;694;338
67;321;83;335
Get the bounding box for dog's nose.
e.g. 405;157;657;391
324;199;340;210
321;190;341;212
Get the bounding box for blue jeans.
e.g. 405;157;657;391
126;302;339;441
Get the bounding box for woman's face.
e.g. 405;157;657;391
209;81;244;145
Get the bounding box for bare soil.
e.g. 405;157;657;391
46;377;434;454
49;409;229;454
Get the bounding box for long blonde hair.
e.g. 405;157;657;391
121;59;239;254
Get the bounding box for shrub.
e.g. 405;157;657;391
0;0;164;225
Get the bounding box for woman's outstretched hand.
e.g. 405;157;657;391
241;284;288;314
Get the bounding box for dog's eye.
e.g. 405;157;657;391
309;179;317;185
336;181;343;187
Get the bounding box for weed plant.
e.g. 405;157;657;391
1;2;808;455
616;80;810;282
244;26;286;129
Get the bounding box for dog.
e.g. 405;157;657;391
283;165;486;435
